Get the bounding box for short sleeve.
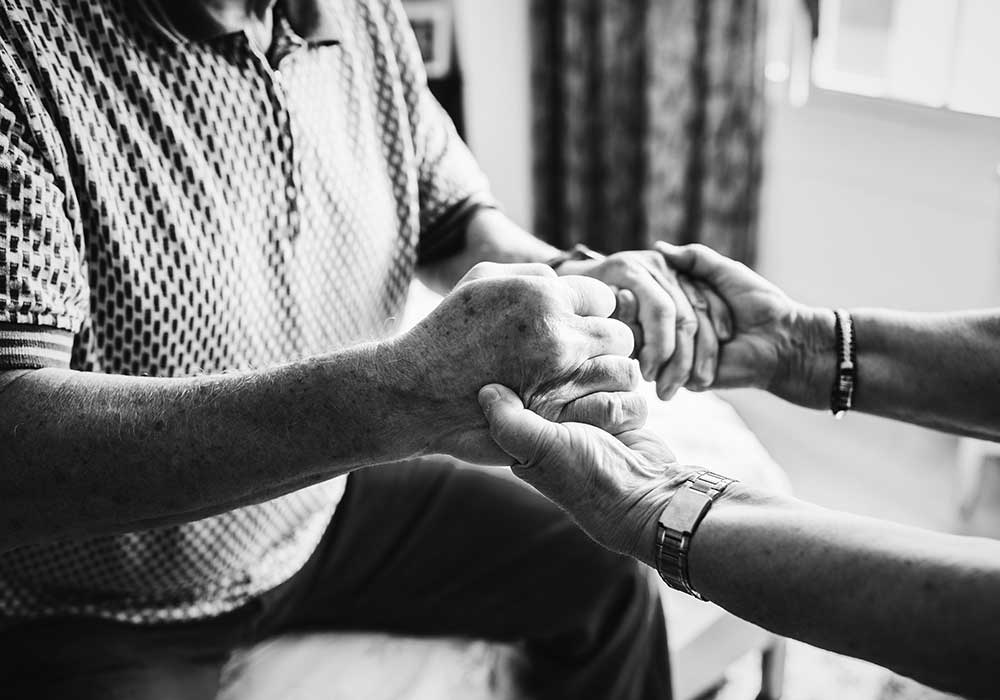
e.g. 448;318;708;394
383;0;499;265
0;99;87;370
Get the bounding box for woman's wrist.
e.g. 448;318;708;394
635;465;732;573
771;304;837;409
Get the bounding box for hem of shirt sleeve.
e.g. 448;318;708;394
417;194;500;266
0;323;75;370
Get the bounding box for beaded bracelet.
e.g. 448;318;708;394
831;309;856;418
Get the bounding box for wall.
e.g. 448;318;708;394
759;87;1000;311
735;87;1000;526
453;0;534;229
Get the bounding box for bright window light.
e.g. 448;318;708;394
812;0;1000;118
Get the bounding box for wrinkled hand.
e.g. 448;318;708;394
561;251;732;400
478;383;698;565
394;262;646;465
657;242;833;407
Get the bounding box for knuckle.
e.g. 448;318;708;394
527;262;558;278
526;388;561;422
597;392;647;431
601;394;626;428
606;255;628;277
646;252;668;273
611;256;639;277
624;358;642;387
468;261;497;279
676;315;699;336
594;356;639;390
611;317;633;343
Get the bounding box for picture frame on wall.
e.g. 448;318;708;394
403;0;454;79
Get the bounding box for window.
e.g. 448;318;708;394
812;0;1000;118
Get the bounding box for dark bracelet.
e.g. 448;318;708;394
831;309;856;418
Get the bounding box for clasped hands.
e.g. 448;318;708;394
397;245;730;463
396;242;810;563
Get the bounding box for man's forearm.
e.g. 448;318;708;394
687;486;1000;698
791;308;1000;439
0;341;424;551
417;208;560;293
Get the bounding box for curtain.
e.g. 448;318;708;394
530;0;766;263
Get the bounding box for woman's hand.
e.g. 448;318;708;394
478;382;698;565
559;251;732;400
657;242;835;408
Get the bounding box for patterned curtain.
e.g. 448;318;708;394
530;0;766;263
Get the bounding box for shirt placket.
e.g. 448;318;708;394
245;36;305;241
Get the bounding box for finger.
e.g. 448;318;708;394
457;261;557;286
678;278;718;391
654;241;731;286
611;286;636;324
558;275;617;318
569;356;643;395
645;267;697;400
607;267;676;382
478;383;561;465
696;279;733;341
558;391;648;434
611;287;643;360
573;316;635;358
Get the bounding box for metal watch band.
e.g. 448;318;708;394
656;471;736;601
544;243;605;271
831;309;856;419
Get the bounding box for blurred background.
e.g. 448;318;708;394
405;1;1000;697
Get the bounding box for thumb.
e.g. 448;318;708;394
478;383;560;465
655;241;728;286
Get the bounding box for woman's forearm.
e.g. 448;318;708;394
792;308;1000;440
0;342;422;550
688;485;1000;698
851;309;1000;439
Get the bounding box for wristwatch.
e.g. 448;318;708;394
656;471;736;600
545;243;605;271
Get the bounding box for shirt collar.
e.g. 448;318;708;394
134;0;342;46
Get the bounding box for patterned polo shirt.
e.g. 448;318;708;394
0;0;492;623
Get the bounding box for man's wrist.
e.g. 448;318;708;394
347;336;441;460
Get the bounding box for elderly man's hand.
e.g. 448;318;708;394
559;251;732;400
393;262;646;465
657;242;834;408
478;382;698;565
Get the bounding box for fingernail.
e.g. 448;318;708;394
478;386;501;410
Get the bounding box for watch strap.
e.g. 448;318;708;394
656;471;735;600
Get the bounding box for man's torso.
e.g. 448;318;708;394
0;0;459;623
